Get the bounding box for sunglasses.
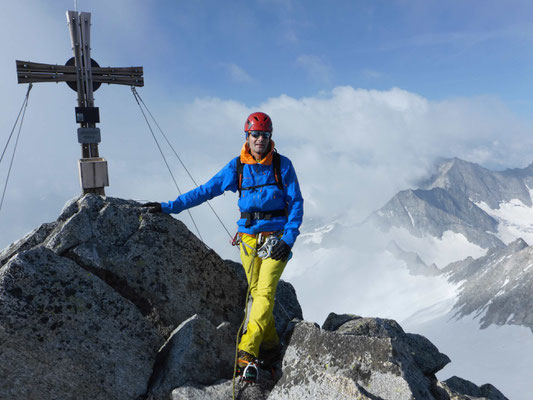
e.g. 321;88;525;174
249;131;272;139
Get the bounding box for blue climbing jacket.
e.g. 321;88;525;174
161;141;304;247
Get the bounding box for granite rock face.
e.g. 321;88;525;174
145;314;236;399
1;195;246;338
268;318;450;400
0;246;161;400
0;194;301;400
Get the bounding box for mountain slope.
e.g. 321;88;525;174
443;238;533;332
370;187;503;249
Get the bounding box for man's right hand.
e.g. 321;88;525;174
141;202;162;213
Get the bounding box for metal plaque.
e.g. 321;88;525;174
77;127;101;143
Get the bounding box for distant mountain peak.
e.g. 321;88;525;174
371;158;533;254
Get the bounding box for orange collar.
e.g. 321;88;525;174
240;140;275;165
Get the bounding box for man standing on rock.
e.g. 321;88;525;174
142;111;304;377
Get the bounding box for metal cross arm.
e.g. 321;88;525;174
16;60;144;87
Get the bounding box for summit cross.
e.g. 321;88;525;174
15;10;144;195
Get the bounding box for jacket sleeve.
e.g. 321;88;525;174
281;159;304;247
161;158;238;214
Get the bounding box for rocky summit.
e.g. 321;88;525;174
0;195;507;399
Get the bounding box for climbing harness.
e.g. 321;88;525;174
257;235;280;259
233;232;281;259
241;209;287;228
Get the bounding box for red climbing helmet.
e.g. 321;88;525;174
244;112;273;133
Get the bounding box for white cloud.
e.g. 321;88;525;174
362;69;383;79
220;63;253;83
296;54;330;83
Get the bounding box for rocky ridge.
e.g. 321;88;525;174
0;195;507;399
443;238;533;332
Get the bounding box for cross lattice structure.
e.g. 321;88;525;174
15;10;144;195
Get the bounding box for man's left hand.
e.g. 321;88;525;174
271;240;291;261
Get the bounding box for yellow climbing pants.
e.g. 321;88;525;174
238;234;288;358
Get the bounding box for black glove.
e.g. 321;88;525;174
271;240;291;261
141;202;162;214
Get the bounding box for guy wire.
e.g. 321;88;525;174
0;84;32;215
131;87;205;243
131;87;234;241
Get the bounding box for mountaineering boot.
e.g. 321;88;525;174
237;350;258;382
259;343;283;366
258;343;283;379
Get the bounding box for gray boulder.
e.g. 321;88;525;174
267;319;508;400
2;195;246;337
322;312;362;331
269;320;438;399
172;380;234;400
146;314;236;400
0;246;161;400
444;376;509;400
327;316;451;375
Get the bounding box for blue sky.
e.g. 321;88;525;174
138;0;533;115
4;1;533;114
